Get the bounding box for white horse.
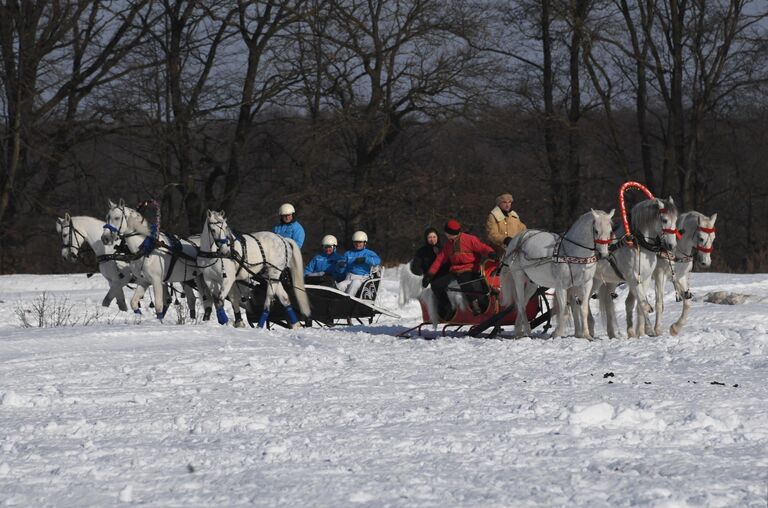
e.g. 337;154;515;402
197;209;310;329
593;197;680;338
625;211;717;336
101;200;210;320
500;209;615;339
398;266;467;326
56;213;133;311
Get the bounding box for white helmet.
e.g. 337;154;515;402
352;231;368;243
321;235;337;247
279;203;295;215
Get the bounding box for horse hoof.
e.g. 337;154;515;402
234;320;245;329
134;309;142;315
203;309;212;321
670;325;679;336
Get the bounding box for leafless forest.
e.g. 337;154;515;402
1;0;767;273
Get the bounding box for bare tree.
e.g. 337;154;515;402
0;0;154;247
288;0;490;240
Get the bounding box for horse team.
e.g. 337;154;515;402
57;193;717;338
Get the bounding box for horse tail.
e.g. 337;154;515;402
285;238;311;318
399;263;423;306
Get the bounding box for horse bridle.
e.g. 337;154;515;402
206;217;232;250
103;204;144;242
60;218;87;258
680;218;716;260
659;207;683;241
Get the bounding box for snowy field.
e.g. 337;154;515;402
1;268;768;507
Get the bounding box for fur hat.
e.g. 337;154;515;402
444;219;461;235
496;193;514;206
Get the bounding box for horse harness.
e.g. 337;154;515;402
61;218;135;275
199;231;292;283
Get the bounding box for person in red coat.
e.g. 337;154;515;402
422;219;496;318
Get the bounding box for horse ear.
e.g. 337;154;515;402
608;208;615;218
668;196;675;204
108;199;116;208
118;198;125;207
710;212;717;224
220;210;226;218
64;212;71;221
656;198;664;209
206;209;212;218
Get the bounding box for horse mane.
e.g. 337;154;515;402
630;198;677;234
678;210;706;230
125;209;151;236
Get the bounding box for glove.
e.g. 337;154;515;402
421;275;432;288
488;252;498;261
503;236;513;246
354;257;367;265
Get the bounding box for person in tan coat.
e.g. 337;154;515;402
485;192;526;255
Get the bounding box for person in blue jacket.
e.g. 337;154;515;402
304;234;344;285
337;230;381;295
272;203;305;248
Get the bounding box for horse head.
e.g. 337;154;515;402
205;209;233;254
681;212;717;268
102;199;135;245
631;197;679;252
591;208;614;258
56;212;81;262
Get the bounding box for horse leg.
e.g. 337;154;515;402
552;288;568;338
131;283;148;315
566;288;580;336
599;283;618;339
575;280;594;340
214;276;236;325
274;284;301;330
653;267;667;336
180;282;196;320
670;274;691;336
152;278;165;320
104;280;126;311
512;272;533;337
627;280;652;337
195;273;213;321
257;283;275;328
624;286;636;337
228;283;245;328
637;280;654;336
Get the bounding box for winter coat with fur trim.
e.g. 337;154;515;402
485;206;526;254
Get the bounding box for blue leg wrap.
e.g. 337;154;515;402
216;307;229;325
286;306;299;325
257;310;270;328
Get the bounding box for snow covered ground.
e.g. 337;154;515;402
1;268;768;507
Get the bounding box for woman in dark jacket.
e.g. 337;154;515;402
410;227;448;277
